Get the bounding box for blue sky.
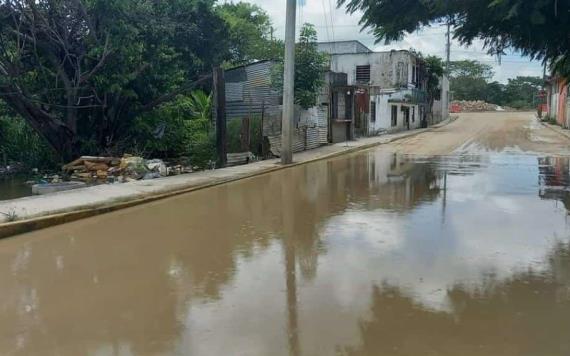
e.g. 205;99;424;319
245;0;544;83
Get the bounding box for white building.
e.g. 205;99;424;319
320;41;448;135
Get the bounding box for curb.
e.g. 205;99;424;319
538;120;570;141
0;117;456;239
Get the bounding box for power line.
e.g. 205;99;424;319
327;0;336;42
320;0;330;42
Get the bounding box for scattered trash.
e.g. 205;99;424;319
63;155;191;184
145;159;168;177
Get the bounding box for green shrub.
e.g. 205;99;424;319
126;91;218;168
226;116;263;155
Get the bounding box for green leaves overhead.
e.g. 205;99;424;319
217;2;283;66
339;0;570;78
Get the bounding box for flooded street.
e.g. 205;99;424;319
2;112;570;355
0;176;31;201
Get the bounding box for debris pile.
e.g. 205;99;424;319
63;155;172;183
452;100;498;112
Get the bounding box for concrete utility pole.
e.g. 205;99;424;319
445;20;451;74
281;0;297;165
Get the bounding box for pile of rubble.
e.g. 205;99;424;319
452;100;498;112
63;155;191;183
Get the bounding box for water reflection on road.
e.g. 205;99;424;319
1;151;570;355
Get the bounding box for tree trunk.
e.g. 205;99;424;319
3;94;76;161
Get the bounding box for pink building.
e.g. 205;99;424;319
546;75;569;127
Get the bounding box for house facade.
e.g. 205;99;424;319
323;43;431;135
546;75;569;128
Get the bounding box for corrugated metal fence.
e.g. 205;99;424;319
224;61;329;158
225;61;280;120
265;105;328;156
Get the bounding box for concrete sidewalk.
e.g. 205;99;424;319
540;120;570;140
0;118;454;237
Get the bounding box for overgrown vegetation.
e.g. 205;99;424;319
127;91;216;169
0;102;59;169
227;116;264;155
0;1;283;169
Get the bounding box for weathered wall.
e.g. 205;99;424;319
329;51;418;89
432;75;450;123
557;81;568;128
370;95;422;134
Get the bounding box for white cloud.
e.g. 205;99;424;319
245;0;543;83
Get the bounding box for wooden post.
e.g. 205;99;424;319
213;67;227;167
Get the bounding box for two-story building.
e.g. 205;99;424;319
319;41;436;135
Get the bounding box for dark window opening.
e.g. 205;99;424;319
391;105;398;127
412;107;415;122
356;65;371;83
371;101;376;122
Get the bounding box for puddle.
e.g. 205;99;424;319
1;151;570;355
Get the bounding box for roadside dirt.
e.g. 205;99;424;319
386;112;570;156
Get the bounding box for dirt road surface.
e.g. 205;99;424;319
387;111;570;156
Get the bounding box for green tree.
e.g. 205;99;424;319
502;76;543;109
217;2;283;65
449;60;494;80
0;0;229;160
448;60;494;101
340;0;570;78
485;81;507;105
272;23;328;109
423;55;445;110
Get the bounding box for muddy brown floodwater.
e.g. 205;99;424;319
2;113;570;355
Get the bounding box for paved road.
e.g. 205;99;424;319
388;111;570;156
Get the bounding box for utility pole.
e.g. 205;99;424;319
281;0;297;165
445;20;451;74
213;67;227;167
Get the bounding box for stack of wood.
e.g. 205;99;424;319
63;156;122;182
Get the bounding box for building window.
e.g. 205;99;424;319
356;65;371;83
391;105;398;126
371;101;376;122
412;66;416;84
412;107;415;122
